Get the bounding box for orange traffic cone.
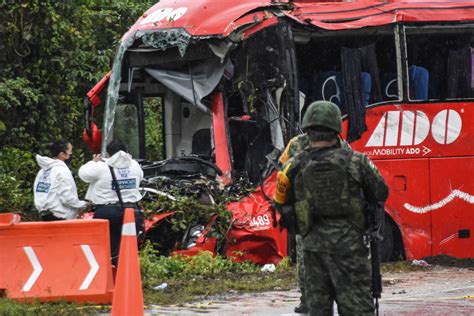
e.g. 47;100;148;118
111;208;144;316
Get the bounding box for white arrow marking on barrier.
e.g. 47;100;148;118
80;245;99;290
22;247;43;292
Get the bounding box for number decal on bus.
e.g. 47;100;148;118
250;214;271;228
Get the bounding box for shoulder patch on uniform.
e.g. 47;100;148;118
364;155;378;173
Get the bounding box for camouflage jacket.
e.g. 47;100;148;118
279;134;309;165
279;134;350;165
287;145;389;254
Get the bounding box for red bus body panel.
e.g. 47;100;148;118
349;102;474;259
124;0;474;41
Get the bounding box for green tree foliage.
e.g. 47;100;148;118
0;0;156;213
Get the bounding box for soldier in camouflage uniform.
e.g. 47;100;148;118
279;134;309;313
279;125;350;314
278;101;388;315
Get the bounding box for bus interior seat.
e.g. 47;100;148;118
314;71;343;107
409;65;429;100
313;71;372;108
360;72;372;106
191;128;212;158
381;72;398;100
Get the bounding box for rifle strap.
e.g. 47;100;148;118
109;166;125;210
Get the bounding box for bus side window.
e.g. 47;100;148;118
446;47;472;99
295;30;397;141
406;30;473;100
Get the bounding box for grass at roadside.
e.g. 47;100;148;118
381;261;430;273
143;270;296;306
0;299;102;316
139;243;296;305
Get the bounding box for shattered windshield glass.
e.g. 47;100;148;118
141;28;191;57
102;28;195;155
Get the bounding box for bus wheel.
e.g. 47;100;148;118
381;215;405;262
381;216;394;262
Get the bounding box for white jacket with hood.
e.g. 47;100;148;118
78;150;143;205
33;155;87;219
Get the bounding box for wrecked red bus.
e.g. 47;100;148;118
84;0;474;262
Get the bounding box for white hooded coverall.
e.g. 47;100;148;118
33;155;87;219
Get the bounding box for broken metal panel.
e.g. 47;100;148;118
212;92;232;186
225;23;298;182
126;44;215;68
239;14;280;39
262;90;284;151
287;1;474;31
278;24;300;137
124;0;280;38
208;41;235;63
225;172;288;265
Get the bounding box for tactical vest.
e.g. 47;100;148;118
294;147;354;218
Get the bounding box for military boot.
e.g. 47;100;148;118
294;302;308;314
294;287;308;314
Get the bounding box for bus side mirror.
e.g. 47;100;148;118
83;97;102;153
83;122;102;154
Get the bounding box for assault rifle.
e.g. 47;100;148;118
365;201;385;316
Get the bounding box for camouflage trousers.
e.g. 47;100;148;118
303;250;374;316
296;234;306;306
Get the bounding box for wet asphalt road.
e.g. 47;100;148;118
143;266;474;315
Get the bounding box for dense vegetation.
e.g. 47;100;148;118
0;0;156;214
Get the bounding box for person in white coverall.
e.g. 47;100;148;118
33;140;89;221
79;139;144;266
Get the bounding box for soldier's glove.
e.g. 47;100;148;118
278;204;296;234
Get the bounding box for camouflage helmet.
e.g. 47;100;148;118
301;101;342;133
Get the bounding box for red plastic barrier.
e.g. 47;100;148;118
0;217;114;303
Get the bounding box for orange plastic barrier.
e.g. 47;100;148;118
111;208;144;316
0;216;114;303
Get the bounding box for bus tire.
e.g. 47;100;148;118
381;215;395;262
381;215;406;262
287;230;297;264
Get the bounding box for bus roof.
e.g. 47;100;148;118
124;0;474;40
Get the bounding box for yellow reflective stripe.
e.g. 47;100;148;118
279;138;295;164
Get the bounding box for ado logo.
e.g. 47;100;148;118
366;109;462;147
139;7;188;25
